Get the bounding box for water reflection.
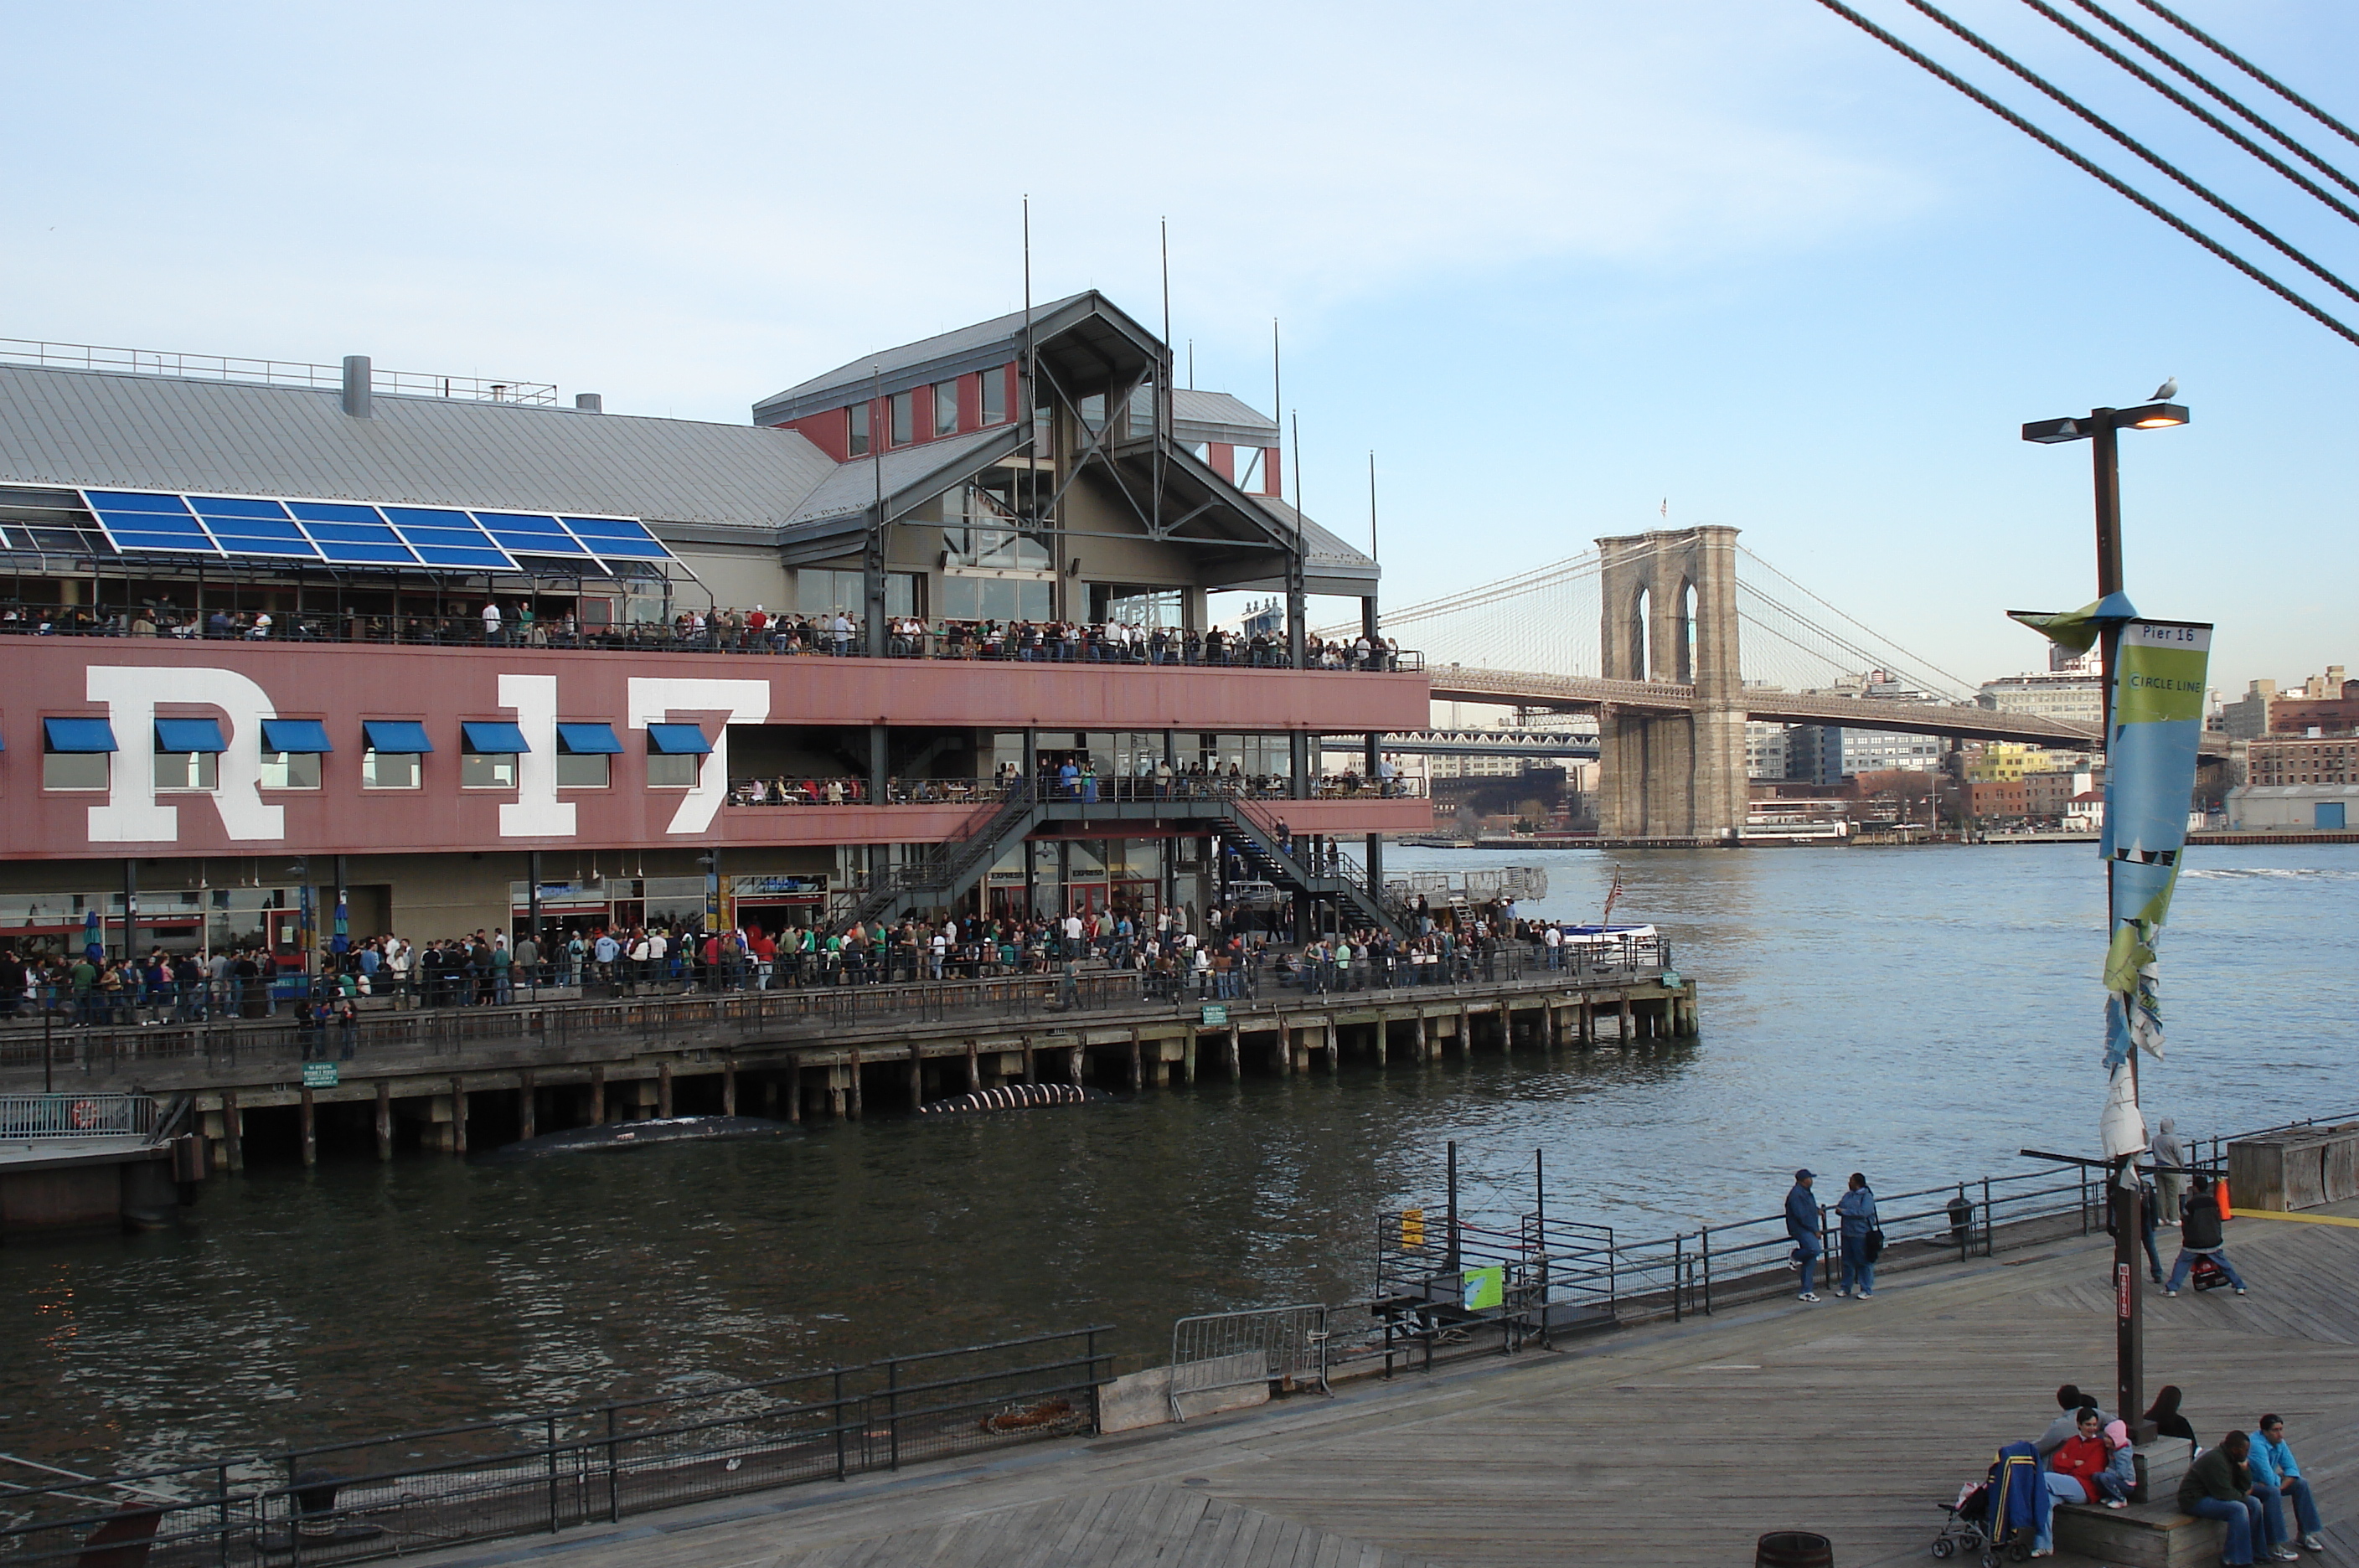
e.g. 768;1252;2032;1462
0;845;2351;1480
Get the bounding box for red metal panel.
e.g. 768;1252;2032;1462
0;641;1428;859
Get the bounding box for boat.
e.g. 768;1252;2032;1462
482;1115;798;1160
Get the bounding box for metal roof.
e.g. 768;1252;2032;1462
0;363;837;529
1171;389;1278;448
755;294;1091;425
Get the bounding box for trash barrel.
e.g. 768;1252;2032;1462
1946;1193;1974;1249
1757;1529;1833;1568
292;1470;343;1541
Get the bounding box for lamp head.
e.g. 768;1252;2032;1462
2116;401;2189;431
2021;416;2087;445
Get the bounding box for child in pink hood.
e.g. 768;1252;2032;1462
2096;1419;2137;1508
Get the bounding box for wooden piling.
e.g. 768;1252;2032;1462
1129;1027;1143;1091
722;1060;736;1117
1021;1035;1035;1084
299;1085;317;1168
848;1050;863;1118
1224;1029;1241;1081
1183;1027;1197;1084
1066;1045;1083;1087
223;1090;244;1172
590;1064;606;1125
784;1054;802;1122
450;1077;467;1154
965;1039;981;1092
519;1070;535;1140
906;1044;922;1106
375;1080;392;1162
1458;1005;1472;1056
1326;1021;1340;1072
658;1060;674;1118
1619;992;1633;1042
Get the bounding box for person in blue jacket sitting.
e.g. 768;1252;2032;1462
2248;1414;2325;1555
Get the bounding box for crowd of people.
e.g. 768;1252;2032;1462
1999;1382;2325;1560
1;598;1412;671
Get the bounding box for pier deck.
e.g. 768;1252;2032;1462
395;1195;2359;1568
0;969;1692;1168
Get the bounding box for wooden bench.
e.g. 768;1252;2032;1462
2050;1499;2224;1568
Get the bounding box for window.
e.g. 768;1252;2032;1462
798;569;918;617
647;724;708;788
361;750;421;789
847;401;870;456
462;752;519;789
44;752;108;791
1077;392;1106;432
940;575;1054;621
890;390;915;446
934;379;962;437
649;752;700;787
259;751;323;789
981;367;1007;425
556;753;610;788
154;751;218;790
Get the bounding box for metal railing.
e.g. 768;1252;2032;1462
0;338;555;404
1167;1305;1330;1421
0;606;1422;674
0;1327;1112;1566
0;970;1149;1078
0;1093;157;1140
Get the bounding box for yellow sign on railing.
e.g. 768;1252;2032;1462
1400;1206;1425;1249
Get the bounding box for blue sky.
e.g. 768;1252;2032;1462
6;1;2351;696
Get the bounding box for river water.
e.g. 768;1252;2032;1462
3;843;2352;1479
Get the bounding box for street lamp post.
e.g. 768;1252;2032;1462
2021;396;2187;1442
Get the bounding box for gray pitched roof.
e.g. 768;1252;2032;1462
1252;496;1376;573
1171;389;1278;448
785;426;1025;529
0;363;836;529
753;293;1092;425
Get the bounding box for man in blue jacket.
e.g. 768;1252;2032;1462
1786;1170;1822;1302
2249;1415;2324;1555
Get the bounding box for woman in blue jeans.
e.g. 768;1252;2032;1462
1835;1172;1879;1298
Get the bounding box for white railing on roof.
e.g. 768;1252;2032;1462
0;338;557;405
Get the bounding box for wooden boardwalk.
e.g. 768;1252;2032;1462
397;1197;2359;1568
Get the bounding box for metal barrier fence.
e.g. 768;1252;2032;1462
1167;1305;1330;1421
0;970;1148;1078
0;1093;157;1140
0;1327;1112;1567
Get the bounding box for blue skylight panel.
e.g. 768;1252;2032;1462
81;490;191;514
287;501;385;525
475;511;590;554
561;516;674;560
188;496;293;522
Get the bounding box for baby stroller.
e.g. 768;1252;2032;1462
1938;1442;2047;1565
1929;1482;1987;1559
2190;1253;2233;1292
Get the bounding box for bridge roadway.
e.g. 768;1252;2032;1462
1426;666;2233;756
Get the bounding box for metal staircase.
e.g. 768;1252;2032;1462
842;778;1043;928
1221;797;1411;938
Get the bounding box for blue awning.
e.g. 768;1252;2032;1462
462;720;532;754
260;719;334;754
645;723;712;756
555;722;622;755
44;717;119;752
154;717;227;754
362;720;434;754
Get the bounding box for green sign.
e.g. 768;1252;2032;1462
302;1062;339;1089
1660;971;1682;989
1461;1265;1505;1312
1199;1003;1229;1027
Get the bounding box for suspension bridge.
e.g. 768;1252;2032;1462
1334;525;2222;842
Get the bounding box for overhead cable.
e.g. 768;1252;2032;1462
1738;545;1981;695
2068;0;2359;203
2134;0;2359;152
2026;0;2359;225
1805;0;2359;349
1897;0;2359;307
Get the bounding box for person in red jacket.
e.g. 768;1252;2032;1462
2049;1408;2111;1505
